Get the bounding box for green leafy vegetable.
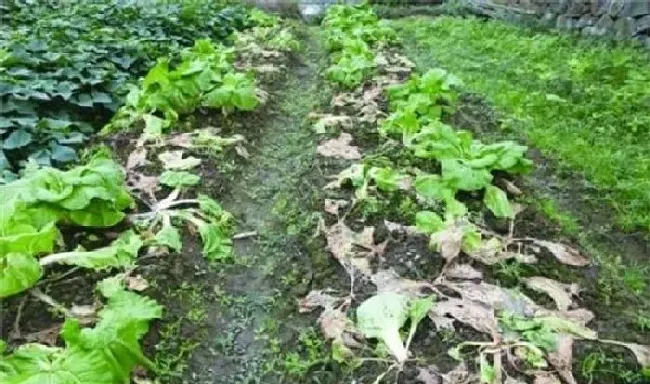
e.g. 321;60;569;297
0;253;42;299
0;278;162;383
356;292;410;362
484;186;514;218
159;170;201;188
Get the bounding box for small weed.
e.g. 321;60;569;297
495;260;523;283
581;349;648;384
154;319;202;380
282;328;330;377
598;256;649;304
623;267;648;295
636;312;650;332
536;197;579;234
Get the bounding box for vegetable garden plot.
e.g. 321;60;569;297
301;3;650;384
1;1;649;383
0;6;302;382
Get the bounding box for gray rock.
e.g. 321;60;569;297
595;13;615;31
582;26;597;35
592;0;607;15
298;0;362;23
636;14;650;33
613;16;636;38
298;4;325;23
551;0;570;13
541;12;558;27
620;0;650;17
577;14;596;28
642;37;650;49
566;0;588;16
556;14;578;29
604;0;625;16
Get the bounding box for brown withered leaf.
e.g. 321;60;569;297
298;290;343;313
254;64;284;74
429;298;499;337
444;264;483;280
70;304;98;325
600;340;650;367
358;104;385;124
504;377;527;384
324;199;348;216
527;238;589;266
415;366;441;384
444;281;541;317
371;268;434;297
24;324;62;346
317;133;362;160
309;113;353;134
547;335;577;384
524;276;579;311
560;308;595;325
126;147;148;170
331;93;355;108
127;275;149;292
166;133;193;148
440;362;477;384
431;224;464;265
502;179;523;195
392;53;416;69
158;150;201;170
129;173;160;200
533;373;562;384
324;222;375;276
383;220;418;236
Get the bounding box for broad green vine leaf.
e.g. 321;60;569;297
479;353;496;384
0;253;43;298
415;174;454;202
441;159;493;192
197;194;226;218
49;143;77;162
367;167;407;192
356;292;410;362
3;129;32;150
159;170;200;188
60;277;163;383
39;230;142;270
0;343;115;384
142;114;167;138
198;222;233;261
484;186;514;218
445;198;468;219
67;200;126;227
408;296;435;338
154;223;183;252
415;211;444;234
0;221;58;257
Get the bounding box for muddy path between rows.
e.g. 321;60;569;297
141;27;338;384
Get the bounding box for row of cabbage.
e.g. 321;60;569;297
0;9;296;383
308;3;642;383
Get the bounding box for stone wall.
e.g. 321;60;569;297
463;0;650;46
